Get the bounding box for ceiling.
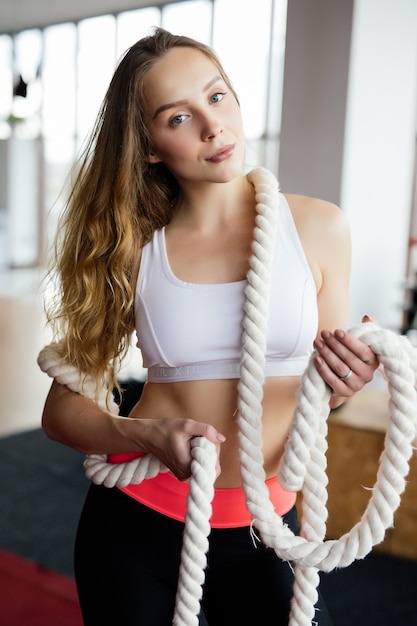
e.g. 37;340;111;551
0;0;170;34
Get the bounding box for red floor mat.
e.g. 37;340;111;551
0;549;83;626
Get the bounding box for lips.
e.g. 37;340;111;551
207;144;235;163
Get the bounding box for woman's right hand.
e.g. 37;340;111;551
42;381;226;482
124;416;226;481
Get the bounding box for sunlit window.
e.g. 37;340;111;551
1;0;288;266
76;15;116;143
264;0;288;169
117;7;161;60
43;23;76;143
161;0;213;43
42;24;78;245
0;35;13;138
12;29;43;139
213;0;272;140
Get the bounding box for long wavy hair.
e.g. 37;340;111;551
46;27;239;403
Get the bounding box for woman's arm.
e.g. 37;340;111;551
292;196;378;407
42;380;225;480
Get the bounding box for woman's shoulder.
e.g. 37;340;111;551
283;192;343;218
282;193;351;281
282;192;349;239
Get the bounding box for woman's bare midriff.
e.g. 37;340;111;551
129;376;302;488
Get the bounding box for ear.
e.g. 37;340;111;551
147;151;162;164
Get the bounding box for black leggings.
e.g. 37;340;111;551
74;484;333;625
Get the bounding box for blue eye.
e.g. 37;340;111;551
169;114;187;127
210;92;225;104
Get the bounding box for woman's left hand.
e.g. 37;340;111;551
313;315;379;398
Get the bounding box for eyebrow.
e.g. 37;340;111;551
152;75;223;120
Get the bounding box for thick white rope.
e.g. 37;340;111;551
37;167;417;626
239;321;417;625
173;436;217;626
237;168;324;625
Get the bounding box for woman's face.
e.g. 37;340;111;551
143;46;245;186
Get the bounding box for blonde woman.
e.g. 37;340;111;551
41;28;377;625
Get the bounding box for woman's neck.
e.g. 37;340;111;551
171;174;254;233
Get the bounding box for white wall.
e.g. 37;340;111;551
341;0;417;330
279;0;354;204
279;0;417;332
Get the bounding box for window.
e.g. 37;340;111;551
0;35;13;139
77;15;116;142
117;7;161;59
42;23;78;242
161;0;212;43
11;29;43;139
43;23;76;142
1;0;288;266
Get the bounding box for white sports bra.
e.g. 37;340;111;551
134;192;318;382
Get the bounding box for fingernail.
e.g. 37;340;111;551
217;434;226;442
335;329;344;338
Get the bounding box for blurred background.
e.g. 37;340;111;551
1;0;417;326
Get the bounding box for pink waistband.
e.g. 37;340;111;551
108;452;296;528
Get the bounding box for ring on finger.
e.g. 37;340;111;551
339;368;353;381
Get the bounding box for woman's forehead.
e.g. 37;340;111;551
143;47;221;109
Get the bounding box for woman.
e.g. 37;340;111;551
41;28;378;625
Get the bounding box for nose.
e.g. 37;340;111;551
201;112;223;141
